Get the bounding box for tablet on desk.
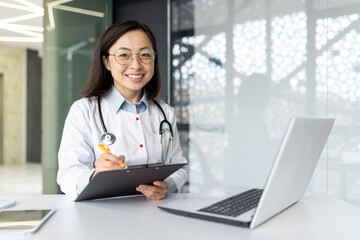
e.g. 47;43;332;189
0;209;55;233
75;163;187;202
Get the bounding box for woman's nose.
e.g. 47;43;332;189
129;55;142;68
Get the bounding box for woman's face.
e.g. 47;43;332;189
103;30;155;103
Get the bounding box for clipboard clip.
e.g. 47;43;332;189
125;163;164;169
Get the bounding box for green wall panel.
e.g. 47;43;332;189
43;0;112;193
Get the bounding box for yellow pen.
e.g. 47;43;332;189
98;144;125;168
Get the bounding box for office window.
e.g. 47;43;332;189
170;0;360;205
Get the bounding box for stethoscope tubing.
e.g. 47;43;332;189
97;96;174;163
98;96;108;133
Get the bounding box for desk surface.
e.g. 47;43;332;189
0;193;360;240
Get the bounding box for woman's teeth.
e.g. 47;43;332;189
127;74;143;79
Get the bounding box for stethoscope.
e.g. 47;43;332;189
97;96;173;164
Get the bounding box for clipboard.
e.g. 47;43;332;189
75;163;187;201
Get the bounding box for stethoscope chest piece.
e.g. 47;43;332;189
101;132;116;146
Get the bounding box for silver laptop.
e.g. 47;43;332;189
158;117;335;228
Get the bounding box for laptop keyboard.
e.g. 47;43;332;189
197;188;263;217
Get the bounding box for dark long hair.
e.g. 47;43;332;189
81;20;161;100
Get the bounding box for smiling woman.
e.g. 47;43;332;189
57;20;188;201
102;30;156;103
81;21;161;102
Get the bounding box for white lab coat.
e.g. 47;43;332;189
57;93;188;200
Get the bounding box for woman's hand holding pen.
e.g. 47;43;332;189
91;153;125;179
136;180;169;201
94;144;169;200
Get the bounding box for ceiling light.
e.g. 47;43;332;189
0;0;43;43
46;0;104;30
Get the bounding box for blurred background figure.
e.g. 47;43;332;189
225;74;273;188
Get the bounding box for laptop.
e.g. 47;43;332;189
158;117;335;228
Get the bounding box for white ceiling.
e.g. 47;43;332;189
0;0;105;54
0;0;43;52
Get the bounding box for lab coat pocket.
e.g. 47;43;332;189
160;128;172;164
150;133;162;164
152;130;171;164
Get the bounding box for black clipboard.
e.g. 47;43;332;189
75;163;186;201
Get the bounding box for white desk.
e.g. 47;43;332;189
1;193;360;240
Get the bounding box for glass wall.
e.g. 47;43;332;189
171;0;360;205
43;0;111;193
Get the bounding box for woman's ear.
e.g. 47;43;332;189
102;56;110;71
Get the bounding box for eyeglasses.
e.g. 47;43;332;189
107;48;156;65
